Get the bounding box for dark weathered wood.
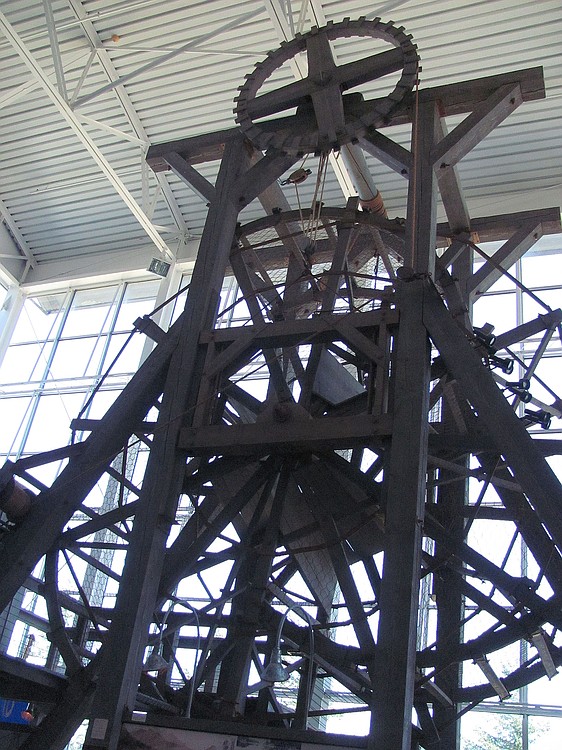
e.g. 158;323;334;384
165;151;216;203
432;249;471;750
0;312;181;614
359;130;412;176
235;149;298;208
245;47;404;122
437;236;470;270
417;66;544;113
405;100;439;275
201;307;398;348
423;281;562;552
147;127;238;168
370;280;431;750
431;83;522;168
434;115;471;235
83;138;251;750
216;470;286;716
180;413;392;454
494;309;562;350
467;219;543;297
307;31;346;147
161;458;279;598
134;314;166;343
437;207;561;245
147;69;545;169
477;455;562;594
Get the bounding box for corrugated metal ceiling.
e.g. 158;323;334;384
0;0;560;286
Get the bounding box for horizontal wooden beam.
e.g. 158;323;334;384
180;413;392;454
416;66;544;115
147;68;544;167
437;206;561;244
201;308;398;348
0;655;67;702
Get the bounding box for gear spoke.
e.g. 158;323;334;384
305;29;337;84
335;47;407;89
248;78;314;120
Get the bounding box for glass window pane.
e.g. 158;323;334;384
49;338;100;380
0;396;33;454
101;333;145;375
522;252;562;290
472;292;517;333
22;393;83;453
113;279;161;331
11;293;67;343
529;716;556;748
61;287;119;338
522;289;561;323
0;341;54;384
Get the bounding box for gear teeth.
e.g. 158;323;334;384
235;16;418;155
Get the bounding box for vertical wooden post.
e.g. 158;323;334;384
82;138;250;750
405;99;440;277
369;278;431;750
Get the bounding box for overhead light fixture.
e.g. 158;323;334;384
531;630;558;680
521;408;552;430
488;354;514;375
148;258;171;277
473;324;496;351
142;646;168;673
505;379;532;403
474;656;510;700
260;645;290;683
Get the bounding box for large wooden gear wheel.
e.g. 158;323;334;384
234;17;419;154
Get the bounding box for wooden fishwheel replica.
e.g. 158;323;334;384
1;17;562;750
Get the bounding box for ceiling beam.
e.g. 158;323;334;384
72;9;257;109
65;0;188;236
0;9;174;260
0;197;36;281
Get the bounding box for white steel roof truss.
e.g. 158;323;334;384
0;197;36;273
66;0;188;237
0;8;174;261
41;0;68;100
72;8;258;110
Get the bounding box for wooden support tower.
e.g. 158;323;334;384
0;18;561;750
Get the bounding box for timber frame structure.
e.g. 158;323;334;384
1;17;562;750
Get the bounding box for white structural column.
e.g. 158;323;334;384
0;10;173;261
0;285;24;367
0;200;36;280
